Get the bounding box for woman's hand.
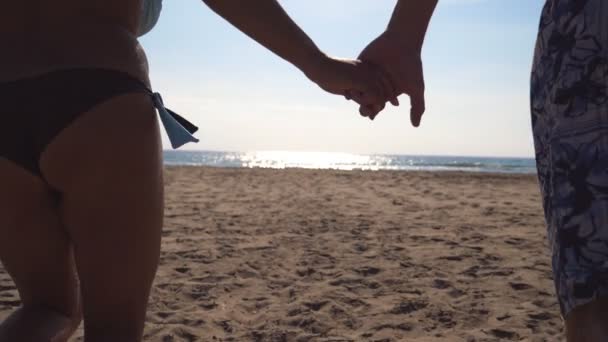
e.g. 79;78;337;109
202;0;389;109
303;54;395;110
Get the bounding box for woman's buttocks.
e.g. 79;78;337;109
0;0;150;85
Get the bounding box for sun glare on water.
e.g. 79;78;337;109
240;151;392;171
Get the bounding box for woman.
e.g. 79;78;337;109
0;1;388;341
353;1;608;340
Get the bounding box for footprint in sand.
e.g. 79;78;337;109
504;237;526;246
174;267;190;274
427;309;456;328
215;320;235;333
449;288;466;298
509;282;534;291
371;322;414;332
432;279;452;289
199;301;218;310
354;266;382;277
461;265;480;278
527;311;555;331
389;299;429;315
438;255;466;262
303;300;329;311
488;328;520;340
156;311;174;319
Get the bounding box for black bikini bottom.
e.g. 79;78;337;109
0;68;198;179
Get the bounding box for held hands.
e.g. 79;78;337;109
307;31;427;128
354;31;426;127
304;54;393;109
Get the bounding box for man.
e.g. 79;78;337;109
352;1;608;341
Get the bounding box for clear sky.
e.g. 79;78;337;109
140;0;545;158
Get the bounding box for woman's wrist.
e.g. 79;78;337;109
299;49;329;82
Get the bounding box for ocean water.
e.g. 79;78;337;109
163;150;537;174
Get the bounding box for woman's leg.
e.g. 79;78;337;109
39;92;164;342
0;159;82;342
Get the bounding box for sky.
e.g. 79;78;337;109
140;0;545;158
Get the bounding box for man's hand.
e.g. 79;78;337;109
350;31;427;127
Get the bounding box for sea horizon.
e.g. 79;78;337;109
163;150;537;174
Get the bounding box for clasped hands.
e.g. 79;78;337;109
305;31;426;127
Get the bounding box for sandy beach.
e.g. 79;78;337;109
0;166;563;341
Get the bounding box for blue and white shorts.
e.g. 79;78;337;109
531;0;608;317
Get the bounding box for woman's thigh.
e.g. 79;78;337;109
0;158;79;317
39;92;164;337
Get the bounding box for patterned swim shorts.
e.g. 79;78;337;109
531;0;608;317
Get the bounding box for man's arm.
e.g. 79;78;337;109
387;0;439;52
354;0;439;126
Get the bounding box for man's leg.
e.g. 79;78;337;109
566;297;608;342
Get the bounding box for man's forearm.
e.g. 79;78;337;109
202;0;324;75
387;0;438;51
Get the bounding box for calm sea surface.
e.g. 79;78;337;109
163;151;536;174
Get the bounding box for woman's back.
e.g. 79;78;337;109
0;0;149;83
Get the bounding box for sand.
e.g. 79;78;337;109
0;166;563;341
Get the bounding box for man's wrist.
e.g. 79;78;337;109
382;29;423;53
385;0;437;53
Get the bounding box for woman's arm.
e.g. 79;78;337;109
202;0;322;76
201;0;389;100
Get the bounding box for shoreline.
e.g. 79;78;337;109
164;164;539;177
